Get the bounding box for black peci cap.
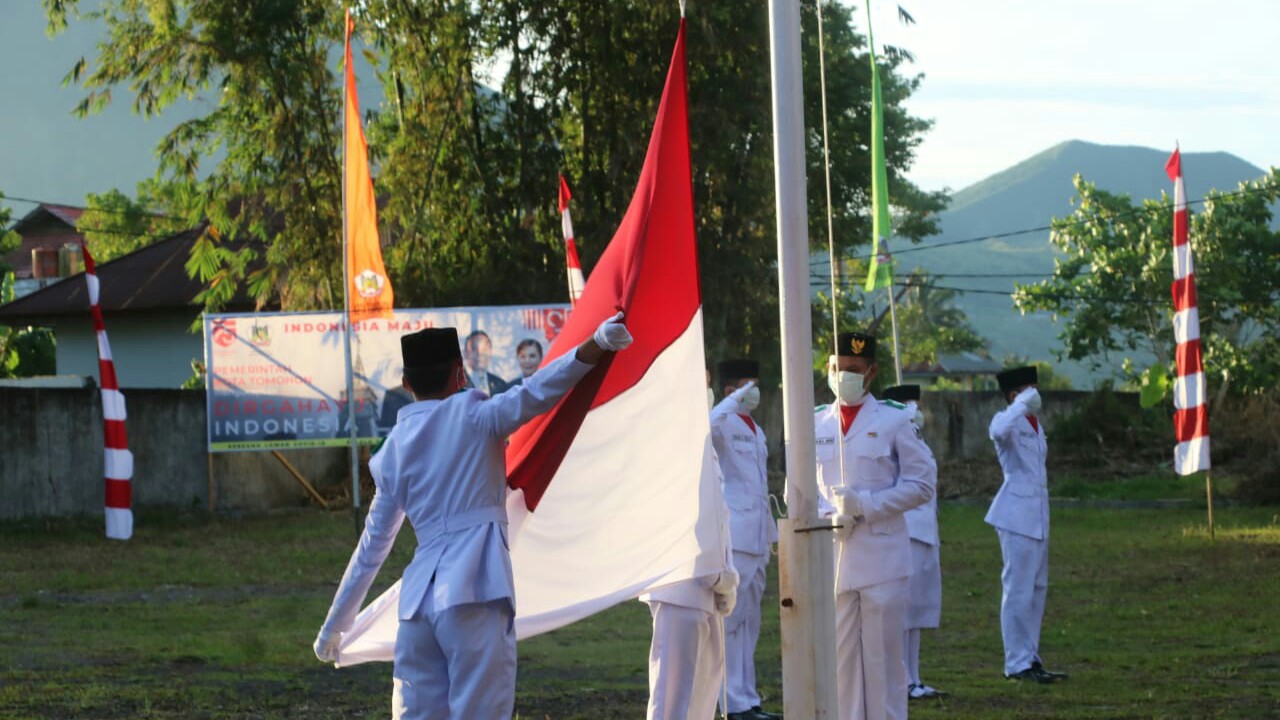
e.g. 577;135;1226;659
718;359;760;385
401;328;462;370
836;331;877;359
996;366;1039;394
882;384;921;403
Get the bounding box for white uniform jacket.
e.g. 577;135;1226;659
899;403;940;547
320;352;594;634
984;399;1049;540
710;397;778;556
814;398;935;592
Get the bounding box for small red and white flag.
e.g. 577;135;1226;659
559;175;586;306
337;19;727;662
1166;147;1210;475
83;242;133;540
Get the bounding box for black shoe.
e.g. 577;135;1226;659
752;707;783;720
1031;660;1068;681
726;713;758;720
1006;665;1062;684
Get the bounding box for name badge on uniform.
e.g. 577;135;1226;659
866;431;878;438
817;436;835;446
732;434;753;443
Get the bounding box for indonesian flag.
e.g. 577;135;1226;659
1166;147;1210;475
83;242;133;540
559;176;587;306
337;19;727;663
344;10;393;322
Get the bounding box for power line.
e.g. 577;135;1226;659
810;180;1279;265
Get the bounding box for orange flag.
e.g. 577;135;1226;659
344;10;393;321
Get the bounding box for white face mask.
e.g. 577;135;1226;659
740;385;761;411
707;388;716;411
828;370;866;406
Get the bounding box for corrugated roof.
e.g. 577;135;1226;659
903;351;1002;378
0;228;267;323
9;203;85;235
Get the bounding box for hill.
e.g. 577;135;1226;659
901;140;1268;387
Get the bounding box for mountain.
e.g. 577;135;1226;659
903;140;1268;387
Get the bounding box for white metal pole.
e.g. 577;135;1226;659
767;0;838;716
342;13;362;535
887;284;903;385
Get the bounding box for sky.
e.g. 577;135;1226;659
2;1;1277;213
868;0;1280;192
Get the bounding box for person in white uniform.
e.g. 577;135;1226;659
986;365;1067;684
881;384;945;700
815;332;934;720
313;315;633;719
638;366;740;720
710;360;782;720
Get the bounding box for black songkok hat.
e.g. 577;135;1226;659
996;366;1039;394
883;384;921;403
836;331;877;359
718;359;760;385
401;328;461;370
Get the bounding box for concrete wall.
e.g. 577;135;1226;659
1;385;1119;521
0;387;347;521
51;309;204;389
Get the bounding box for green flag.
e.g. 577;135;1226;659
864;6;893;292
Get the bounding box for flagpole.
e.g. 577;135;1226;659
767;0;838;716
342;10;362;536
887;284;903;384
1205;469;1215;540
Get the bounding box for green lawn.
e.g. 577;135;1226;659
2;504;1278;719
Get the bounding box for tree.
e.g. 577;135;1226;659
46;1;945;374
1013;171;1280;395
76;182;189;263
45;0;344;312
0;272;58;379
891;272;987;366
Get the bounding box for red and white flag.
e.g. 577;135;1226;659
1166;147;1210;475
83;242;133;540
559;175;586;306
337;20;727;662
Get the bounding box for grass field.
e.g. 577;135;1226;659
2;503;1278;719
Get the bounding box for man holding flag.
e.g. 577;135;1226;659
314;316;633;718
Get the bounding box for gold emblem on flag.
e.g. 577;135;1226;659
354;270;386;299
850;337;866;355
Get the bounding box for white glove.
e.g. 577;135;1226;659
592;311;633;351
710;568;739;595
728;380;757;402
313;628;341;664
714;586;738;617
1014;386;1042;413
832;489;862;519
832;514;855;541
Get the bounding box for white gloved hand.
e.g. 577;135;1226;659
313;628;341;664
728;380;758;402
592;311;633;351
714;586;738;617
1014;386;1042;412
832;489;862;520
832;514;855;541
710;568;739;596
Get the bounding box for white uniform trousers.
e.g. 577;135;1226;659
392;598;515;720
646;602;725;720
997;528;1049;676
723;550;768;713
835;577;909;720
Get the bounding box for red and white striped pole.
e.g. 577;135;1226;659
1165;147;1213;535
559;175;586;307
83;242;133;540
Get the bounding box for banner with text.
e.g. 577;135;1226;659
203;305;570;452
